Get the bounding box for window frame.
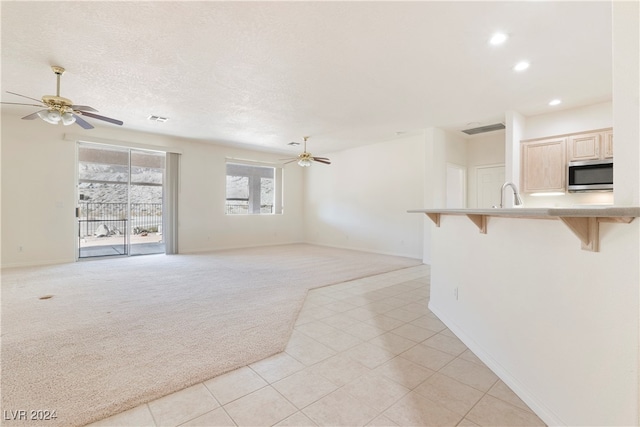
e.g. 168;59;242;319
225;160;283;215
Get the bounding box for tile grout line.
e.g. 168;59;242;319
199;379;239;427
145;403;159;427
457;383;496;427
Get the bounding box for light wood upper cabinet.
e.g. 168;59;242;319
521;137;567;193
568;132;600;161
567;128;613;161
521;128;613;194
603;129;614;158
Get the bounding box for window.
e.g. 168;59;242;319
225;162;282;215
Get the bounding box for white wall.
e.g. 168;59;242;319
1;118;77;266
1;113;305;267
424;128;447;209
443;131;467;209
303;133;424;259
524;101;612;140
466;131;505;167
505;110;525;206
612;1;640;207
444;130;467;167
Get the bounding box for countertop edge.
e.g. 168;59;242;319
407;207;640;217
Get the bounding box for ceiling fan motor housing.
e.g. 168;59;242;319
42;95;74;113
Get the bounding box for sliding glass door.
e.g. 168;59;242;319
129;149;165;256
77;143;165;259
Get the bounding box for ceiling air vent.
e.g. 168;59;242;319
462;123;505;135
148;115;168;122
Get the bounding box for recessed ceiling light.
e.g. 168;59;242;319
287;141;300;146
549;99;562;106
489;32;508;45
148;115;168;122
513;61;530;72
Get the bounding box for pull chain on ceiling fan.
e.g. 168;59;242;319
281;136;331;167
0;66;123;130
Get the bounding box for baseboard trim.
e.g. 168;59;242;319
1;241;420;268
1;257;75;269
304;241;422;261
179;240;306;254
428;302;564;427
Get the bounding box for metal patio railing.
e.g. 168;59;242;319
77;202;164;258
78;202;162;238
225;199;274;214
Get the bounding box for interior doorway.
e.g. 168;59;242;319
76;143;166;259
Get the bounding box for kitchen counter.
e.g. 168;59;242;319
408;206;640;217
408;206;640;251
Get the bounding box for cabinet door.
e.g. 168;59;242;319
521;138;567;193
603;130;613;158
568;132;601;161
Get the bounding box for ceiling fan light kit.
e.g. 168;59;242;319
37;109;76;126
61;111;76;126
298;157;312;167
1;65;123;130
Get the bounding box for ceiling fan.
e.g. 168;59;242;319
281;136;331;167
0;65;123;129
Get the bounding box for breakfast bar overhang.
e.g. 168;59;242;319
408;207;640;252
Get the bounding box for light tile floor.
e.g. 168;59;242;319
88;265;546;427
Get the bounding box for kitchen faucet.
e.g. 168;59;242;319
499;182;523;208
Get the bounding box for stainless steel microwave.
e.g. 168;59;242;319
567;159;613;192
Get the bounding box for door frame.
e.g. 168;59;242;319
75;142;166;260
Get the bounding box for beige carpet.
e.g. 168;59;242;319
1;244;421;427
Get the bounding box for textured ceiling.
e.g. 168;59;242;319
1;1;612;154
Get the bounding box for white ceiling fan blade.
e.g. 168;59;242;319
79;111;123;126
72;114;94;129
312;158;331;165
6;91;44;104
21;109;48;120
1;101;44;107
71;105;99;112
